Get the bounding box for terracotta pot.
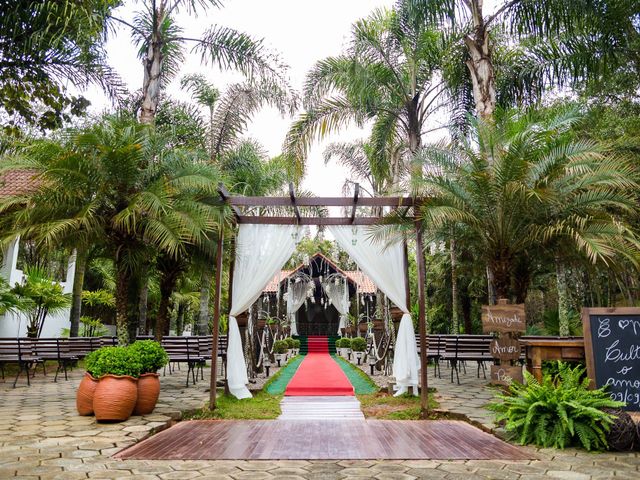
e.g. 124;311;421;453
373;319;384;331
93;375;138;422
257;319;266;329
134;373;160;415
358;323;368;333
345;326;354;335
76;372;98;416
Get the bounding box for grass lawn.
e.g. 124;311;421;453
184;390;282;420
358;391;439;420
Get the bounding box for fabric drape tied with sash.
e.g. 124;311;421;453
226;224;301;399
328;226;420;396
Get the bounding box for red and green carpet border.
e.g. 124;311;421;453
332;355;379;394
264;355;304;395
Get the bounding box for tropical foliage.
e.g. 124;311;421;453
489;362;624;450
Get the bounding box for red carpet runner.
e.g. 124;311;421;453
285;336;354;396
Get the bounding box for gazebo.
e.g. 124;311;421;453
209;184;430;415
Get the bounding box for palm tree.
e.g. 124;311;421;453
412;109;640;333
12;266;72;338
400;0;639;121
112;0;294;124
181;77;295;334
323;139;402;199
284;7;454;177
0;277;21;315
0;116;223;344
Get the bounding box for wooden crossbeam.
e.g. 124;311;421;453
218;183;242;221
236;216;396;226
226;196;414;208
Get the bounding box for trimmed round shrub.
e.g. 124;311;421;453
129;340;169;374
350;337;367;352
337;337;351;349
273;340;289;354
292;339;301;349
285;337;296;348
88;346;142;378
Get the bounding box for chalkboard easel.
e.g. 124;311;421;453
582;307;640;412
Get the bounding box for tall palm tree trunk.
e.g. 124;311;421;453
69;248;88;337
115;262;131;345
140;23;163;124
450;236;459;334
138;279;149;334
556;256;571;336
464;1;496;121
197;267;213;334
155;270;179;341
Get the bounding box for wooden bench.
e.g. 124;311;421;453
0;338;42;387
417;334;493;384
160;337;204;387
29;338;78;381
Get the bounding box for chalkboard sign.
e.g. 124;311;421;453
582;307;640;411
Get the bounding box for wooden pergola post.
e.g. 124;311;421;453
415;221;429;417
209;224;224;410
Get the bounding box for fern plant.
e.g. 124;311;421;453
489;362;624;451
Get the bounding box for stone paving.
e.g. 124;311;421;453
0;361;638;479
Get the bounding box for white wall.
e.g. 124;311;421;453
0;238;75;338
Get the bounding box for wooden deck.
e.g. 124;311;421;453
116;419;533;460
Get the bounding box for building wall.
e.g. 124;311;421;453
0;238;75;338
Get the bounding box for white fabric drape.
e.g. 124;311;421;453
328;225;420;396
322;277;350;335
286;278;310;336
228;224;300;399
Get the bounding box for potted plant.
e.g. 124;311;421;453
267;317;278;334
285;337;296;356
273;339;288;367
292;338;300;355
76;348;103;416
91;346;142;422
129;340;169;415
351;337;367;365
338;337;351;358
257;317;266;329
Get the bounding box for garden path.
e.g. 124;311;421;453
0;362;638;478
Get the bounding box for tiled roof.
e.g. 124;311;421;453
263;269;376;294
0;169;38;198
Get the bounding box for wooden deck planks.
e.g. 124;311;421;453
116;419;533;461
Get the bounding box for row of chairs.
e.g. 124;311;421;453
416;334;496;384
0;335;228;388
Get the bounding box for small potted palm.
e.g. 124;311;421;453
351;337;367;365
129;340;169;415
91;346;142;422
273;340;288;367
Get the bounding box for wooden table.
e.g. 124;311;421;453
520;337;585;383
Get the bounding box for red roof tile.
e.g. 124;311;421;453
263;268;376;294
0;169;38;198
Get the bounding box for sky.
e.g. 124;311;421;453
84;0;398;197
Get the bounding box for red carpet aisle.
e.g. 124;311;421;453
285;336;354;396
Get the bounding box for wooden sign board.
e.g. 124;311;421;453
582;307;640;411
490;337;521;361
490;365;524;386
482;304;526;333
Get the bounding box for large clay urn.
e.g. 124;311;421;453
93;375;138;422
76;373;99;416
134;373;160;415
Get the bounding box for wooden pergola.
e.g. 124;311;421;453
209;183;430;416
